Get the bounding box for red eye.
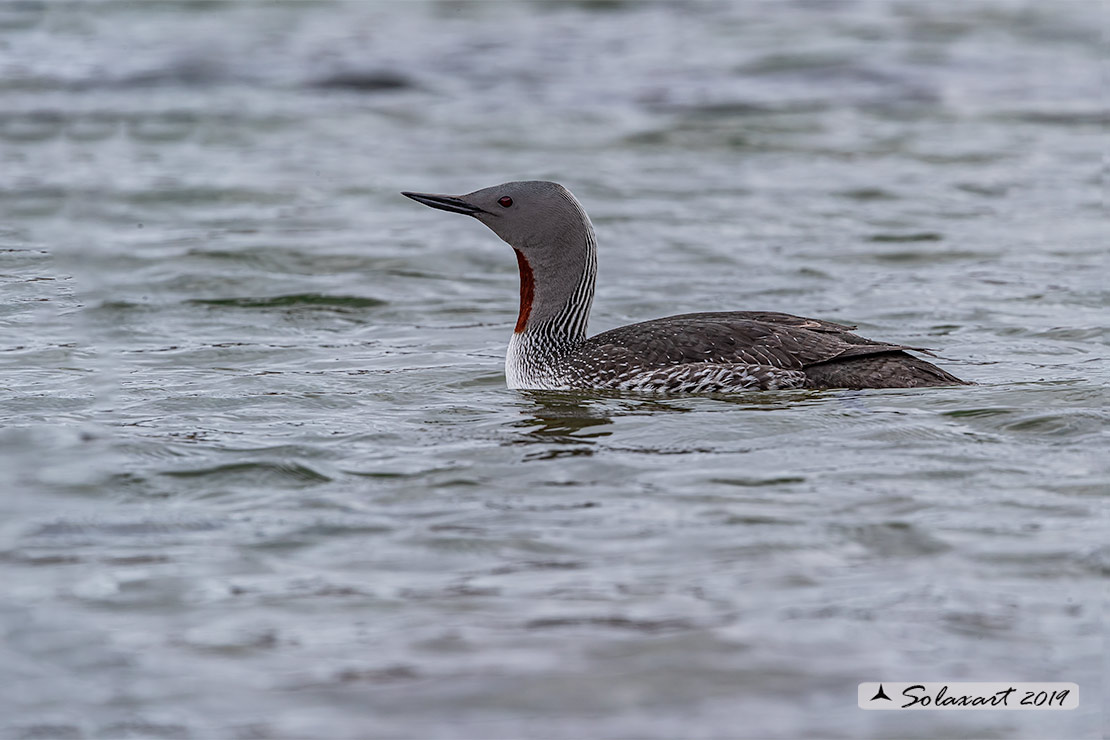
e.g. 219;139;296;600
498;196;513;208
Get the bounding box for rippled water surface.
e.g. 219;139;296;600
1;1;1106;738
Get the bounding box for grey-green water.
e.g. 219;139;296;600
1;2;1106;738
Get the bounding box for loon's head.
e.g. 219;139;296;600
402;181;596;332
402;180;590;252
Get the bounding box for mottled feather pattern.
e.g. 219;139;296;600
512;312;966;392
614;363;808;392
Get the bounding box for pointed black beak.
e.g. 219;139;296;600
402;191;487;217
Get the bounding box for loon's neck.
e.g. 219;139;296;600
505;226;597;389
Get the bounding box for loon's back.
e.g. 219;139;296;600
560;311;967;391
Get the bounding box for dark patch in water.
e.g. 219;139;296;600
710;476;806;487
310;70;414;92
335;665;420;683
943;407;1016;419
868;232;943;243
525;616;693;633
490;560;586;575
1005;110;1109;126
838;187;899;201
191;293;386;310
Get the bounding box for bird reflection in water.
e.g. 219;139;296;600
511;391;692;460
512;389;831;460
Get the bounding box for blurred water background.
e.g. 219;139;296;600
1;1;1106;738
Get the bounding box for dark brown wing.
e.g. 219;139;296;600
574;311;967;389
581;311;909;371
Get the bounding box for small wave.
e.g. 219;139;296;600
190;293;386;310
867;232;943;243
162;461;332;485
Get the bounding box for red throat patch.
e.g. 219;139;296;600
513;249;534;333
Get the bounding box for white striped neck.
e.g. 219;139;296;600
505;225;597;389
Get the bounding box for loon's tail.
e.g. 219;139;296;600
803;351;969;389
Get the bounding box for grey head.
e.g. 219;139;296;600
402;181;597;333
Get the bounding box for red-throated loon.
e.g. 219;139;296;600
402;181;968;392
